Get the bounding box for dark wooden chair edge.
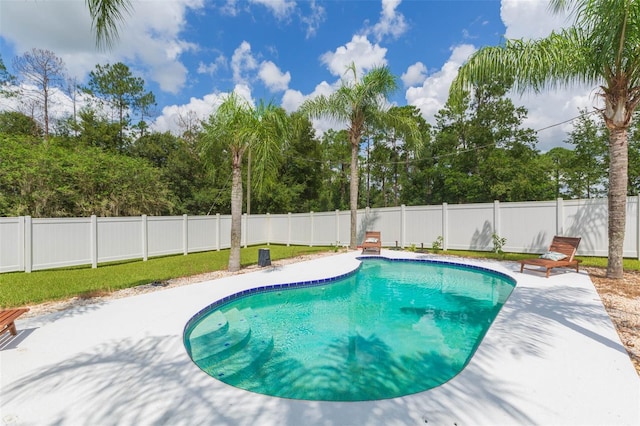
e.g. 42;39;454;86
1;308;30;336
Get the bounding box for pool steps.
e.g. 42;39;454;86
188;308;274;381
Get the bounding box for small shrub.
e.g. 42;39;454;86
492;233;507;256
431;236;444;251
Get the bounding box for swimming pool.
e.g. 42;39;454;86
184;257;515;401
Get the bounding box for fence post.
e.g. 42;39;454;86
18;216;25;272
183;214;188;255
216;213;221;251
442;203;448;251
266;213;271;246
91;215;98;268
401;204;406;248
24;216;32;273
310;211;314;247
142;215;148;261
556;198;564;235
287;212;292;246
493;200;501;236
335;209;340;246
243;213;248;248
635;196;640;260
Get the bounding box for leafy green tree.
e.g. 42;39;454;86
316;129;351;212
252;112;322;213
129;131;210;214
74;107;123;151
201;93;288;272
84;62;155;150
0;111;43;137
434;79;548;203
301;64;419;249
0;134;171;217
542;146;575;199
563;110;608;198
0;54;16;98
452;0;640;278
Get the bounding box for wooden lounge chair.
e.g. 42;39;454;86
362;231;382;255
1;308;29;337
520;236;582;278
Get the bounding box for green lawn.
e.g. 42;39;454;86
0;245;332;308
1;244;635;309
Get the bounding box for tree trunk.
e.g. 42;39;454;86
349;138;359;250
228;155;243;272
607;127;628;278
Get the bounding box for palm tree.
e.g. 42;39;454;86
300;63;419;249
451;0;640;279
86;0;132;48
201;93;288;272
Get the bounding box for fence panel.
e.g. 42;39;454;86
4;197;640;273
500;200;558;253
218;216;232;249
97;217;143;263
447;203;495;251
364;206;402;247
31;218;92;271
564;198;609;257
246;214;269;246
147;216;184;258
188;216;218;252
313;212;338;246
0;217;22;273
289;213;311;246
404;205;443;249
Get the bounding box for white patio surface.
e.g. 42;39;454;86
1;250;638;426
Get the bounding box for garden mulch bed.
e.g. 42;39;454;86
586;267;640;376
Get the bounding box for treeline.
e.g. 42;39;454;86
1;51;640;218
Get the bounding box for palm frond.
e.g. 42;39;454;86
86;0;132;50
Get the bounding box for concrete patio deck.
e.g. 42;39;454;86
1;251;638;425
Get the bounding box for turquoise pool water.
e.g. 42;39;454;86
184;258;515;401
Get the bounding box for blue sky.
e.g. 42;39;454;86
0;0;595;150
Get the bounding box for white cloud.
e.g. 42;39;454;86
220;0;240;16
153;92;226;134
258;61;291;92
151;83;256;135
320;35;387;78
282;89;306;113
233;83;255;107
401;62;427;87
300;0;326;39
405;44;476;124
0;0;204;94
364;0;408;42
231;41;258;85
249;0;296;20
501;0;572;39
197;55;228;76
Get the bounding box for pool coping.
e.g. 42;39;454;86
1;250;639;425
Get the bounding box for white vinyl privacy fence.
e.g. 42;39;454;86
1;197;637;273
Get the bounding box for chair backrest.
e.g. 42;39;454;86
365;231;381;239
549;236;581;261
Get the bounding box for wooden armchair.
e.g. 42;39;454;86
519;236;582;278
362;231;382;255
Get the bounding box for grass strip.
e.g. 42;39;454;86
0;245;331;308
2;245;637;308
